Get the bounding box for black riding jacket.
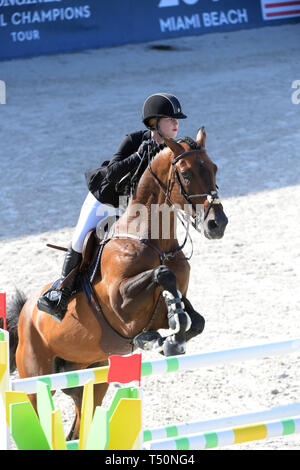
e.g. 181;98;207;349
85;129;152;207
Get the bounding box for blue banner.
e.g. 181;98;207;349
0;0;299;61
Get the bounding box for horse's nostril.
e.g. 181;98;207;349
208;220;218;231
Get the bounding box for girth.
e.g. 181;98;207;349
107;232;185;264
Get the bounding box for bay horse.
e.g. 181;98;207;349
8;127;228;440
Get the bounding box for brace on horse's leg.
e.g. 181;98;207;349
133;265;192;356
181;296;205;342
152;265;191;356
134;292;205;355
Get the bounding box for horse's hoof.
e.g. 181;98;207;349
162;335;186;356
133;331;163;352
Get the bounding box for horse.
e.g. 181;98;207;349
7;127;228;441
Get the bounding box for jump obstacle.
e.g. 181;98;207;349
10;337;300;394
1;291;300;450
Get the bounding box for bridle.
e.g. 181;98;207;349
147;138;222;226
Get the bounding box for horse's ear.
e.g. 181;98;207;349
196;126;206;147
164;137;184;157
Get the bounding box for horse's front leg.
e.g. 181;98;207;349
118;265;194;356
118;268;166;353
152;265;192;356
182;296;205;343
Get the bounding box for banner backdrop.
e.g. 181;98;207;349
0;0;299;61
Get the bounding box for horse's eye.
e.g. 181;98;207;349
181;170;192;185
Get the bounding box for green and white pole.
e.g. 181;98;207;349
143;402;300;443
143;416;300;450
12;338;300;394
140;338;300;378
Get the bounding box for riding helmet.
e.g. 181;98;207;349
142;93;187;128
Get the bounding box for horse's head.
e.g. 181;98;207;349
164;127;228;240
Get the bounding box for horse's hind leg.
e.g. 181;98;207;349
16;309;55;411
62;385;82;441
63;382;109;442
60;361;109;441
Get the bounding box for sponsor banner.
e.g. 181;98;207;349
0;0;299;61
0;1;100;61
260;0;300;20
155;0;259;36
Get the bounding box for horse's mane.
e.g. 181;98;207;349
130;143;168;193
131;136;208;198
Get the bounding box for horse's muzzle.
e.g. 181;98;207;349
204;210;228;239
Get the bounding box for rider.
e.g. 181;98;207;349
37;93;187;321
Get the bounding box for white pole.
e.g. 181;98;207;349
11;338;300;394
144;416;300;450
141;338;300;377
144;402;300;442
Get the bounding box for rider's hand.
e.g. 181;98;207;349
136;140;152;159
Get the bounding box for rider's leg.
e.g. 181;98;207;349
37;192;117;321
71;192;118;253
36;244;82;321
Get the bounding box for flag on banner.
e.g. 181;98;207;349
0;293;6;331
107;354;142;386
261;1;300;20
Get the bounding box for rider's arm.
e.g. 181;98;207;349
106;133;142;183
106;132;149;183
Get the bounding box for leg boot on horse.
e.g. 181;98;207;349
181;296;205;342
153;265;192;356
133;265;192;356
37;245;82;322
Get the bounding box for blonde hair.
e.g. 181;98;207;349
147;117;158;129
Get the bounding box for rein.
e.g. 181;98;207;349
154;138;221;221
110;137;221;264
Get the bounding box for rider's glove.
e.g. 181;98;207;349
136;140;153;160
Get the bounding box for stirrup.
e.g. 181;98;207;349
37;279;69;322
37;298;65;322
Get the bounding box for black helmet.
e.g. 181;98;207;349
142;93;187;127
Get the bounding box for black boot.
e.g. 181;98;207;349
37;245;82;322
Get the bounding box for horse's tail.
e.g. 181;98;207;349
6;289;27;372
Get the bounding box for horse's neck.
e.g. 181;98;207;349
117;153;179;251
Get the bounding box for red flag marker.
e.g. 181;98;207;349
107;353;142;386
0;293;6;330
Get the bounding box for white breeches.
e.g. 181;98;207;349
71;192;120;253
